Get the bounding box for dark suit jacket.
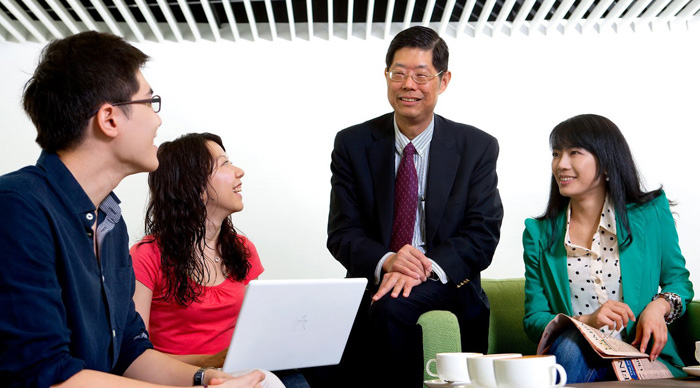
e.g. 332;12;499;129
327;112;503;305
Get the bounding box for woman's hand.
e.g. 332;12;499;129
631;298;670;361
578;300;636;332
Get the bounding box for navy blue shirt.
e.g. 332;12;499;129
0;152;152;388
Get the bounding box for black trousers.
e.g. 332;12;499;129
303;279;489;388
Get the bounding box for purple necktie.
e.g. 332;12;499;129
390;142;418;252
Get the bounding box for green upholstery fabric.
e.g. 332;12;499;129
418;310;461;381
482;278;538;356
670;299;700;366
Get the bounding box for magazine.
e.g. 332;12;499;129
537;314;673;380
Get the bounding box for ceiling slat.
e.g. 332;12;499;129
263;0;276;40
456;0;478;36
44;0;80;34
0;9;27;42
438;0;458;36
112;0;145;42
134;0;164;41
153;0;181;41
0;0;46;42
346;0;353;39
242;0;257;40
175;0;201;40
21;0;63;39
474;0;497;36
598;0;636;31
305;0;312;39
285;0;295;40
88;0;123;37
511;0;538;35
580;0;616;31
383;0;394;39
64;0;98;31
200;0;221;41
564;0;597;33
546;0;577;34
422;0;436;26
529;0;557;34
326;0;332;39
402;0;415;30
492;0;518;35
365;0;374;39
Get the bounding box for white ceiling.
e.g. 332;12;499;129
0;0;698;43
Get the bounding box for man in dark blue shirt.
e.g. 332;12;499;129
0;31;269;388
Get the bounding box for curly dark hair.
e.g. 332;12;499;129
142;132;250;306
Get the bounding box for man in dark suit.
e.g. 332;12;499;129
326;26;503;387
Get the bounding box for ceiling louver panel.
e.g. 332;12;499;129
0;0;698;43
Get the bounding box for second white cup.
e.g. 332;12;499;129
493;355;567;388
425;352;482;383
695;341;700;364
467;353;522;388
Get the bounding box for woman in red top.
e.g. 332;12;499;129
131;132;261;367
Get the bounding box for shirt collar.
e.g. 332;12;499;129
565;195;617;251
393;114;434;156
36;151;121;223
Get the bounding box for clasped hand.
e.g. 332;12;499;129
372;245;432;301
578;299;670;361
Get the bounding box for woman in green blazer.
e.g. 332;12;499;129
523;114;694;382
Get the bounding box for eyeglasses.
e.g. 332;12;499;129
386;70;444;84
89;95;161;117
111;95;161;113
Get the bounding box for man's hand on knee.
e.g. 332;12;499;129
372;272;423;301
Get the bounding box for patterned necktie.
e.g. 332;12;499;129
390;142;418;252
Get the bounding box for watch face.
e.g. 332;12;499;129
194;368;207;385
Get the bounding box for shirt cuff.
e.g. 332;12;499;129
428;259;448;284
374;252;394;285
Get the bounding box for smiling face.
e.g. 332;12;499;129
386;47;450;138
116;71;162;173
205;141;245;219
551;147;606;203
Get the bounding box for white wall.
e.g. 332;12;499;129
1;29;698;290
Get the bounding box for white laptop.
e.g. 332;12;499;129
221;278;367;372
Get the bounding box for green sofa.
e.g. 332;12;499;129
419;278;700;382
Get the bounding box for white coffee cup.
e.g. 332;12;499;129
695;341;700;364
467;353;522;388
425;352;482;383
493;355;567;388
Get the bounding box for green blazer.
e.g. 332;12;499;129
522;191;694;377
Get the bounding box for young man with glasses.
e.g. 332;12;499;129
326;26;504;388
0;31;280;388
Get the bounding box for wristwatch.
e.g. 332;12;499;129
193;367;209;386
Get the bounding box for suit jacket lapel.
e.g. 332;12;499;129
425;118;460;243
618;207;642;325
367;116;396;246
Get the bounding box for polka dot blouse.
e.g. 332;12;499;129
565;196;624;339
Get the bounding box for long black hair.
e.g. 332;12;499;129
538;114;662;249
142;132;250;306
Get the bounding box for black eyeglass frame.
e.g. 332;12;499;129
89;95;161;117
111;95;161;113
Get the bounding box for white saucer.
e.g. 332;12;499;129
424;379;473;388
683;365;700;377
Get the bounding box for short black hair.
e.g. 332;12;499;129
385;26;449;74
22;31;149;152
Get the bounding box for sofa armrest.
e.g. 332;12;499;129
669;300;700;366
